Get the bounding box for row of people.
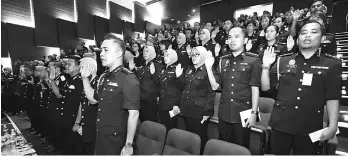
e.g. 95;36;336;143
1;19;340;155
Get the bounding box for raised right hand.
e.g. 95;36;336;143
205;52;215;68
262;47;276;67
175;63;183;78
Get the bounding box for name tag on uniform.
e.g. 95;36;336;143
69;85;75;89
168;72;174;73
240;63;248;65
107;82;118;87
311;66;329;70
302;73;313;86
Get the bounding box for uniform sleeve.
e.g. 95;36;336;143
249;58;262;87
324;61;342;100
122;74;141;110
203;75;216;116
269;61;279;89
215;60;222;91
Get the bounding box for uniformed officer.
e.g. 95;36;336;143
214;20;233;56
175;32;192;71
176;46;216;153
257;25;295;57
45;61;67;152
158;49;182;130
245;20;261;53
207;27;262;148
82;33;140;155
185;29;197;47
132;46;162;122
47;55;83;154
261;20;341;155
73;57;98;155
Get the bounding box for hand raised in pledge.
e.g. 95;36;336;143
262;46;276;67
175;63;183;78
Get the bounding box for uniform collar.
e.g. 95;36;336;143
165;62;177;70
230;50;246;61
71;74;80;80
145;60;153;66
193;64;205;72
105;65;123;77
296;50;320;62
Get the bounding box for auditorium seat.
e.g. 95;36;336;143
162;128;201;155
204;139;251;155
135;121;167;155
249;97;274;154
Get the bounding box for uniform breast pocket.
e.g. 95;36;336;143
104;85;121;96
237;65;251;81
192;76;205;86
312;68;327;82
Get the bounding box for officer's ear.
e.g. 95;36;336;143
296;37;299;46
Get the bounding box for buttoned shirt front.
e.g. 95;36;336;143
80;76;98;143
94;65;140;135
60;74;83;128
269;52;342;135
217;52;261;123
158;63;183;111
177;65;216;119
136;60;162;100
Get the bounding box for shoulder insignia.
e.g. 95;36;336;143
279;53;294;58
121;67;133;74
323;53;340;60
245;52;258;57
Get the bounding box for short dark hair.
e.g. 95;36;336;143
103;33;126;56
230;26;248;38
301;20;326;36
246;20;257;27
159;40;172;50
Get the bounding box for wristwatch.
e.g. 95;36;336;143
125;141;134;147
261;64;270;70
251;110;258;115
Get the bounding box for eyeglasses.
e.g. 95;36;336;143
311;4;322;8
190;53;200;58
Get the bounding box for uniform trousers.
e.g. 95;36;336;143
94;132;126;155
140;98;158;122
82;142;95;155
270;129;323;155
218;119;250;148
159;110;178;131
177;116;208;154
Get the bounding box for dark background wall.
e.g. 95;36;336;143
200;0;333;23
1;0;154;64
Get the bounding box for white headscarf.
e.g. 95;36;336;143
144;46;157;62
165;49;178;66
192;46;209;68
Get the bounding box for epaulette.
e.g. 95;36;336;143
245;52;258;57
323;53;340;60
220;54;231;59
121;67;133;74
278;53;294;57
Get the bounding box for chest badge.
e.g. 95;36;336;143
107;82;118;87
225;60;230;66
69;85;75;89
188;70;192;74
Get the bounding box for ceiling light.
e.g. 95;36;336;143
192;9;195;12
171;18;174;21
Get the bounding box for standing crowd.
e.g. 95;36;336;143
1;0;342;155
